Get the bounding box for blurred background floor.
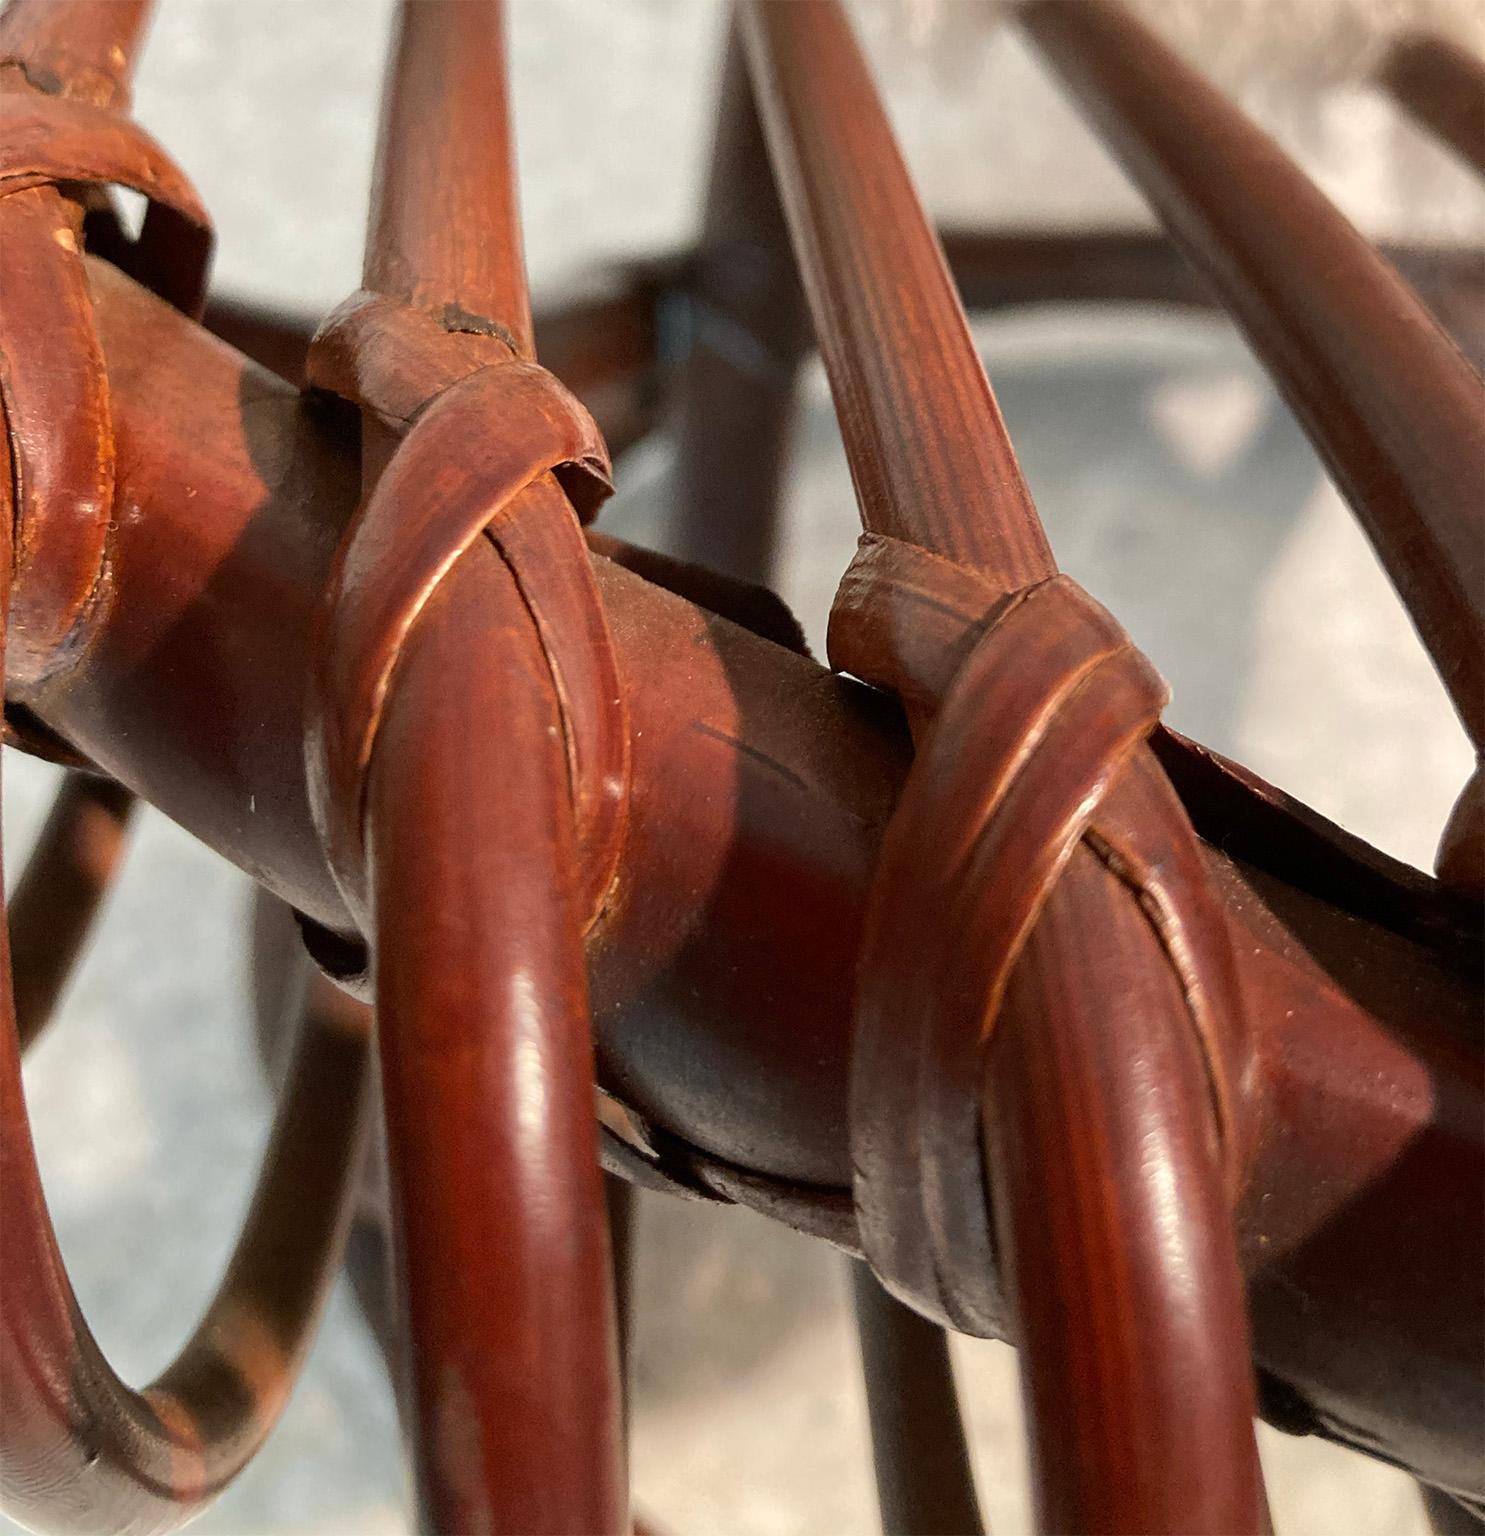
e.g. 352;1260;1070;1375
6;2;1480;1532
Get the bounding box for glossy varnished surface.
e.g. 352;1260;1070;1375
1;0;1481;1530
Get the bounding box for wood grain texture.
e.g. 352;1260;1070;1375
739;0;1052;588
41;251;1483;1507
740;4;1268;1529
0;0;1479;1525
304;2;627;1527
0;9;362;1531
364;0;532;353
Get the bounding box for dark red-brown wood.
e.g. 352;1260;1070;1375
1020;0;1485;755
738;3;1269;1531
1;0;1481;1529
303;2;625;1529
38;242;1484;1516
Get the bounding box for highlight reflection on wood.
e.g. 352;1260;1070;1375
0;1;1480;1532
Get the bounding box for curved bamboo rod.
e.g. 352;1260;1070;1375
0;5;370;1527
0;0;1474;1523
0;702;370;1534
1019;0;1485;757
363;543;623;1531
1378;31;1485;178
303;2;626;1527
738;2;1267;1530
10;773;134;1053
22;250;1485;1505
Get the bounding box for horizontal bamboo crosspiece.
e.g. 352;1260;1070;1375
0;1;1480;1533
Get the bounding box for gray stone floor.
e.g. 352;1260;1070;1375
6;2;1481;1532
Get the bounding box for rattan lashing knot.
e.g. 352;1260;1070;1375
304;310;629;933
830;534;1252;1336
0;87;210;691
